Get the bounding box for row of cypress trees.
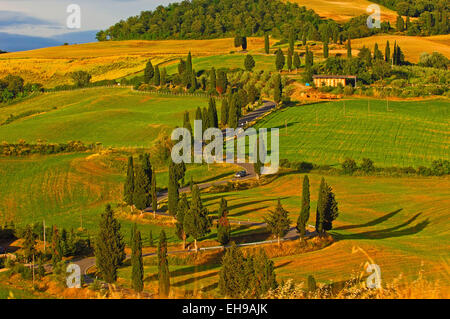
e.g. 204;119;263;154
124;154;158;211
144;60;167;86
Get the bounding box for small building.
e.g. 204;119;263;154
313;75;357;88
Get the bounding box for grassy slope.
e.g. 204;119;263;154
0;87;209;147
286;0;398;23
254;99;449;167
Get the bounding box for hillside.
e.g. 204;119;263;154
0;38;265;87
286;0;398;23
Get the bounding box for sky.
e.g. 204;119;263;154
0;0;174;37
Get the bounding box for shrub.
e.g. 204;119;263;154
360;158;375;174
342;158;358;175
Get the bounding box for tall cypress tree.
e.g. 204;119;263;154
241;36;247;51
208;97;218;128
264;199;290;245
293;52;301;72
168;161;180;216
218;243;246;297
289;28;295;53
133;154;151;210
216;70;227;95
273;74;282;105
176;193;189;250
347;35;352;58
385;40;391;64
217;198;231;245
131;228;144;293
183;185;211;250
160;67;167;86
95;204;125;283
221;98;229;126
315;178;339;236
275;48;285;72
264;34;270;54
287;50;293;71
323;40;329;59
228;93;238;128
315;178;327;236
153;65;160;86
209;67;216;93
296;175;310;241
151;172;157;215
23;225;36;262
144;60;154;84
124;156;134;205
158;230;170;297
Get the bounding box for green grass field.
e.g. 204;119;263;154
0;87;209;147
255;99;449;167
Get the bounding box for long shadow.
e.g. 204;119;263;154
144;262;220;281
271;122;300;130
230;205;270;218
275;261;293;269
228;197;289;211
172;271;219;287
201;282;218;292
333;214;429;241
334;209;403;231
190;171;235;185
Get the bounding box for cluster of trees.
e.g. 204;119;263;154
372;0;448;18
418;52;450;69
124;154;158;211
174;185;212;250
395;12;448;36
71;71;92;88
193;97;219;132
97;0;327;41
0;74;42;103
0;140;94;157
144;60;168;87
219;244;277;298
234;36;247;51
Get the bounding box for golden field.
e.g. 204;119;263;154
0;38;266;87
286;0;398;23
351;34;450;63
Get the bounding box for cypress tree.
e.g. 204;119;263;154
131;229;144;293
396;15;405;32
176;193;189;250
123;156;134;205
287;50;293;71
289;29;295;53
244;54;256;71
51;226;62;265
264;34;270;54
202;107;209;131
153;65;160;86
183;110;192;136
208;97;218;128
158;230;170;297
217;198;231;245
209;67;216;93
195;106;202;122
264;199;291;245
183;185;211;250
323;183;339;232
374;43;383;60
144;60;154;84
234;35;242;48
221;98;229;126
251;249;277;298
323;41;329;59
315;178;327;236
296;175;310;241
275;48;285;72
216;70;227;95
23;225;36;262
218;243;246;297
151;172;157;215
228;93;238;128
148;230;154;247
160;67;167;86
347;35;352;58
273;74;282;105
133;154;151;210
385;40;391;64
95;204;125;283
293;52;301;71
241;36;247;51
130;223;137;248
168;161;180;216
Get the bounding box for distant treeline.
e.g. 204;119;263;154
0;141;96;156
280;158;450;177
371;0;448;17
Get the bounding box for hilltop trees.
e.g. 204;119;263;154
217;198;231;245
95;204;126;283
265;199;290;245
296;175;310;241
183;185;211;250
244;54;256;71
131;226;144;293
315;178;339;237
158;230;170;297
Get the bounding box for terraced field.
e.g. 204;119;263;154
254;99;449;167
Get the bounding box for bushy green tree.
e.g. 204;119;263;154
342;158;358;175
264;199;290;245
144;60;154;83
133;154;152;210
244;54;256;71
71;71;91;87
275;48;285;71
315;178;338;236
95;204;126;283
183;185;211;250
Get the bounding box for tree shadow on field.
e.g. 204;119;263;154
271;122;300;130
332;213;430;241
172;271;219;287
334;209;403;231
